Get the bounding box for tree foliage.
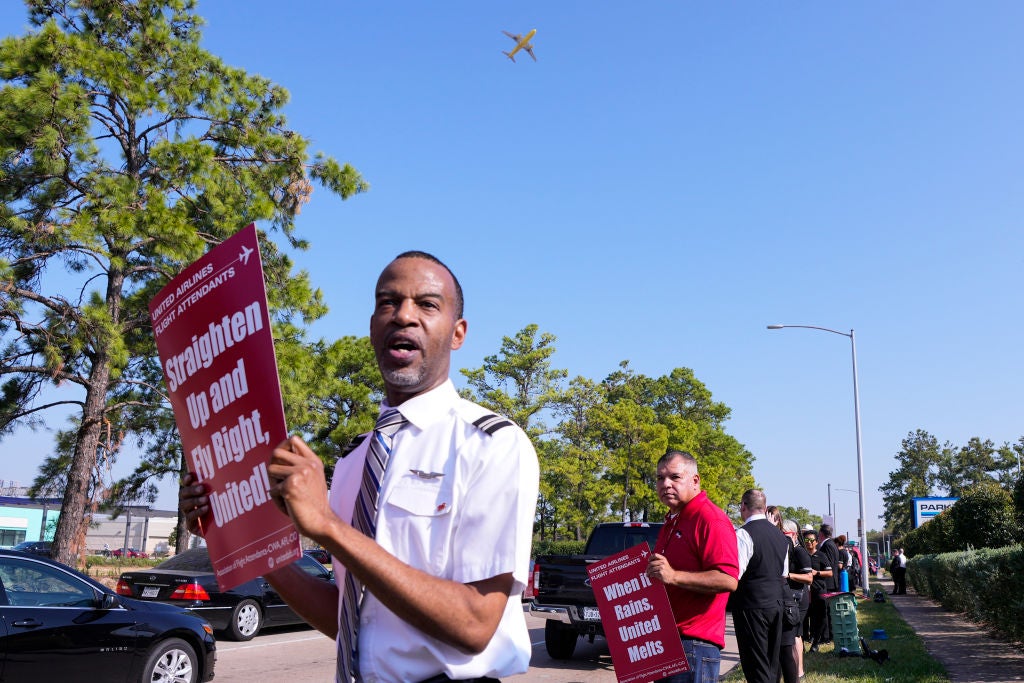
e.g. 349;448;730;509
0;0;366;564
882;430;1024;541
900;480;1020;555
880;430;951;536
774;505;820;529
460;323;566;438
459;330;756;540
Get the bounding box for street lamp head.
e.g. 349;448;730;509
767;325;785;330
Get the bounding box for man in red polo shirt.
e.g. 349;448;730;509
647;450;740;683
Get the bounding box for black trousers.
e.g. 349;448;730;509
808;594;829;646
892;566;907;593
732;605;783;683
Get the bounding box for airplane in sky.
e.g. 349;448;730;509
238;244;253;265
502;29;537;62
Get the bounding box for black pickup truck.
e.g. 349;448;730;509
530;521;663;659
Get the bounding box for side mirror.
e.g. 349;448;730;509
100;593;121;610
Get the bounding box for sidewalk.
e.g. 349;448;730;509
881;576;1024;682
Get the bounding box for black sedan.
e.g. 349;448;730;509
0;549;216;682
117;547;333;641
10;540;52;557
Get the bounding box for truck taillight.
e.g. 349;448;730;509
169;582;210;601
532;564;540;590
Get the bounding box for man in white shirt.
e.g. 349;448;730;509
180;251;539;682
730;490;790;683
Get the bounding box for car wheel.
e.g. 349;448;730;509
544;620;578;660
228;598;263;641
143;637;198;683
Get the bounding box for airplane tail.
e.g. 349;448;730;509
503;51;516;62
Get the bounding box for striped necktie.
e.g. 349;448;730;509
337;408;407;683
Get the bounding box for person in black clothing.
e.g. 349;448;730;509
781;519;813;682
729;490;791;683
815;524;840;643
802;531;834;653
890;548;908;594
817;524;840;592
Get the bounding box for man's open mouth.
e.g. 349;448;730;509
386;336;420;362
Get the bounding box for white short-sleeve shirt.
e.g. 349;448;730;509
328;380;540;683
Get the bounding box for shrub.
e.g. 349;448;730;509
907;544;1024;642
902;481;1019;555
532;539;586;557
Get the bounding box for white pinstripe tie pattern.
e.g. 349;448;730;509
337;409;406;683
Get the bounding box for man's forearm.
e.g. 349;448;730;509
315;516;511;654
263;562;341;638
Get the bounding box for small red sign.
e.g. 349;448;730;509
587;543;690;683
149;224;301;590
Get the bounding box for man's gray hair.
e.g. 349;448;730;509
658;449;697;470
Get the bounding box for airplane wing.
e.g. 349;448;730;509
525;46;537;61
503;30;521;42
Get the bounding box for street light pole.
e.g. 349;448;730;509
768;324;871;594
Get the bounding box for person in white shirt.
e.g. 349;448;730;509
180;252;539;682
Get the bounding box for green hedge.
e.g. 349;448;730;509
532;539;586;557
907;544;1024;642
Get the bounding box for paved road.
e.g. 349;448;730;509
211;612;740;682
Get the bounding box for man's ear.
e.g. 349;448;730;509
450;318;467;350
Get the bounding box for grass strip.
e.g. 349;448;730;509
722;591;948;682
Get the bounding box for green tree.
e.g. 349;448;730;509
460;323;566;438
542;377;615;540
937;437;998;497
993;437;1023;487
606;362;754;512
285;335;383;477
880;430;950;537
773;505;820;529
0;0;365;565
594;396;668;522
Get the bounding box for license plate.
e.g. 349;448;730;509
582;606;601;621
142;586;159;598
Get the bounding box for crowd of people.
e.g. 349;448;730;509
176;250;889;683
643;461;873;683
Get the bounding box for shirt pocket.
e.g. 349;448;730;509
385;476;454;517
383;475;454;575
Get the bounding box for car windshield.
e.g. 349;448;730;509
155;548;213;571
13;542;48;551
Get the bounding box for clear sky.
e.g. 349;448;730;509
3;2;1023;535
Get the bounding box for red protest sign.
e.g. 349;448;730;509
149;223;301;589
587;543;689;683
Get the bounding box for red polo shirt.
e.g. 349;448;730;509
654;490;739;648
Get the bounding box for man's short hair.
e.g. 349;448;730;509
819;523;833;538
740;489;766;513
394;250;464;319
782;519;799;535
658;449;697;470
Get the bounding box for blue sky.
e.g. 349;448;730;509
3;2;1023;534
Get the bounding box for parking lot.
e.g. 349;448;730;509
213;612;739;682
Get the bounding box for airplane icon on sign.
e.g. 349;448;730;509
238;244;254;265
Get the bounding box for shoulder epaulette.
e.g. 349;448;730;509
339;434;369;458
472;413;514;435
